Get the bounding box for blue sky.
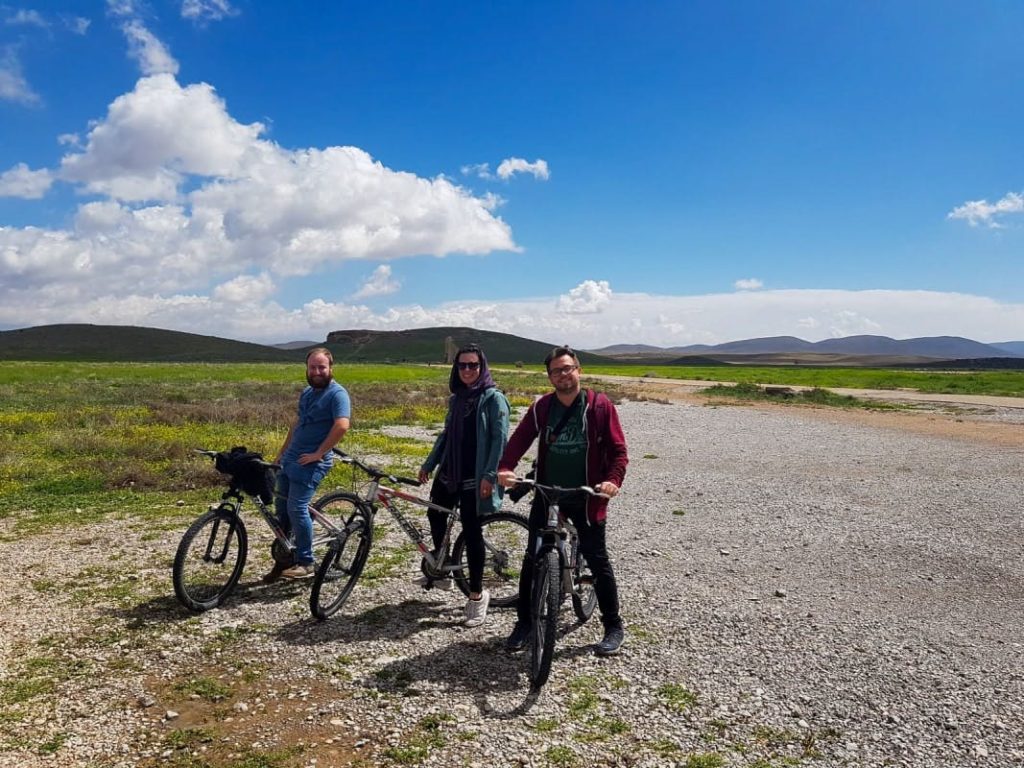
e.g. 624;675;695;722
1;1;1023;347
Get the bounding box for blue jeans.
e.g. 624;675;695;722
274;470;322;566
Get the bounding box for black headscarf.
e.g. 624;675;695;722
441;345;495;490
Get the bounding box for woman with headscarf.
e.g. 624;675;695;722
417;344;510;627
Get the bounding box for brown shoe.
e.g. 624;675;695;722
262;562;289;584
280;563;315;580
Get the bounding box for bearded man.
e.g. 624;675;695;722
265;347;351;581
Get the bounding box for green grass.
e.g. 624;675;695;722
0;361;549;533
702;382;902;409
657;682;698;712
173;676;232;702
585;363;1024;397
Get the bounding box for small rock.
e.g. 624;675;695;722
233;702;249;713
165;711;179;721
774;589;788;598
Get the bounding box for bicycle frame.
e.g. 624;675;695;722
359;479;464;577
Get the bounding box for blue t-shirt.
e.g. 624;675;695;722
281;380;351;481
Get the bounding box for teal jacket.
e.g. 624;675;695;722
421;387;510;515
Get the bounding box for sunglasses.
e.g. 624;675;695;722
548;364;579;376
457;362;481;370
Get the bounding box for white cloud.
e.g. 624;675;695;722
3;285;1020;349
948;192;1024;228
5;9;48;27
352;265;400;299
2;69;517;318
496;157;550;181
461;163;493;180
57;133;81;147
0;48;40;105
556;279;612;314
0;163;53;198
121;19;179;75
734;278;763;291
65;16;91;35
181;0;237;21
212;272;275;303
106;1;138;18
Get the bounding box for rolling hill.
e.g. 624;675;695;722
591;334;1023;360
0;324;608;364
0;324;304;362
325;327;607;364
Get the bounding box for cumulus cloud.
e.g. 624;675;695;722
734;278;763;291
352;265;400;299
121;19;179;75
2;64;517;319
556;280;613;314
0;163;53;198
496;157;550;181
947;192;1024;228
212;272;275;303
181;0;237;22
0;48;40;104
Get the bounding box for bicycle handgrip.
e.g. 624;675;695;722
391;474;421;487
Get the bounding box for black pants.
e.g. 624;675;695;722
516;495;622;630
426;480;485;594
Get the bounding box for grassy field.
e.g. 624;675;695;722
0;362;552;533
583;364;1024;398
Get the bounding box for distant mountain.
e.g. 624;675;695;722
0;324;302;362
992;341;1024;356
326;327;609;364
272;340;322;350
592;334;1021;360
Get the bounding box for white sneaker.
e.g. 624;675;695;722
412;573;452;590
463;591;490;627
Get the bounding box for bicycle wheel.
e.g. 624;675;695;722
310;501;373;620
529;548;561;688
173;507;248;612
571;541;598;622
451;511;529;608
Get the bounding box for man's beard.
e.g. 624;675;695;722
307;372;333;389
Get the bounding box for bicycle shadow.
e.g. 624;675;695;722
110;578;314;628
273;598;457;645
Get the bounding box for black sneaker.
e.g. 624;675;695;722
506;621;531;652
595;625;624;656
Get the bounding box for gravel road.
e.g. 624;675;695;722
1;398;1021;768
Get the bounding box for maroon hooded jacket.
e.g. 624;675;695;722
499;389;628;523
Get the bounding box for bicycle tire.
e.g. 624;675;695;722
173;507;248;612
451;510;529;608
309;498;373;620
571;541;598;622
529;548;560;688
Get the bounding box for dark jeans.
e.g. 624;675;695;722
426;480;485;594
516;495;622;630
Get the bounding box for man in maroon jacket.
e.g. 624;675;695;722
497;345;629;656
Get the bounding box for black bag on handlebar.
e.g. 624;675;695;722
214;446;275;503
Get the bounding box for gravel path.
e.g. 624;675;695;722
1;399;1022;768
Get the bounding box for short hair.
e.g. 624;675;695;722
305;347;333;366
544;345;578;371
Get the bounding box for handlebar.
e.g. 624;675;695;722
503;476;610;500
331;448;421;488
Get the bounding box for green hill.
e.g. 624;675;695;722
326;327;609;364
0;324;303;362
0;324;610;364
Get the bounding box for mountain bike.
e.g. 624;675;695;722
172;449;346;612
510;478;606;688
309;449;530;620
